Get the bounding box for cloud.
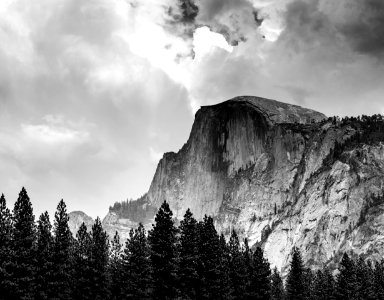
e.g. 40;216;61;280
281;0;384;58
196;0;264;45
0;0;383;219
337;0;384;57
22;116;89;145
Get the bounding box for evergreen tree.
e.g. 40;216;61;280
0;194;13;298
374;260;384;300
270;268;285;300
243;238;253;299
73;222;92;300
218;233;233;299
178;209;199;299
35;212;53;300
286;247;305;300
52;199;73;300
228;230;248;299
109;231;123;300
196;216;222;299
355;258;376;300
122;223;153;299
11;187;37;300
312;269;335;300
89;217;110;300
335;253;356;300
148;201;178;300
249;247;271;300
302;268;314;300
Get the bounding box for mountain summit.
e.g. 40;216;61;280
88;96;384;274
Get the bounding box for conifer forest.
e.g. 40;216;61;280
1;188;384;300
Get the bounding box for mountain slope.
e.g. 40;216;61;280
105;96;384;273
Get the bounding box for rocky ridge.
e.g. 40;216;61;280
72;96;384;274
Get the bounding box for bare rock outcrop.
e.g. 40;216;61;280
104;95;384;274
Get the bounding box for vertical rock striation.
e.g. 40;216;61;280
108;96;384;274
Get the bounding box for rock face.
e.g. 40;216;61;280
106;96;384;274
68;211;94;235
147;96;326;220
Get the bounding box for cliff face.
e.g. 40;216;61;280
68;211;94;234
147;96;325;219
143;96;384;273
102;95;384;274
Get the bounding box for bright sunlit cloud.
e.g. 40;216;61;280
193;26;234;59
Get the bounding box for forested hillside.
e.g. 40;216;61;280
1;188;384;299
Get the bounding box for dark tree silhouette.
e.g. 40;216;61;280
52;199;73;300
148;201;178;300
109;231;123;300
73;222;92;300
122;223;153;299
89;217;110;300
374;260;384;299
35;211;53;299
196;215;222;299
0;194;13;298
218;233;233;299
228;230;248;299
249;247;271;299
11;188;37;300
355;257;376;300
270;267;285;300
286;247;305;300
178;209;199;299
312;269;335;300
335;253;356;300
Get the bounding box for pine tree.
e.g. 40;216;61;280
35;212;53;299
89;217;110;300
228;230;248;299
196;216;222;299
178;209;199;299
52;199;73;300
218;233;233;299
243;238;253;299
312;270;324;300
312;269;335;300
335;253;356;300
122;223;153;299
73;222;92;300
323;268;336;300
302;268;314;300
355;257;376;300
286;247;305;300
148;201;178;300
0;194;13;298
249;247;271;300
374;260;384;300
11;187;37;300
109;231;123;300
270;267;285;300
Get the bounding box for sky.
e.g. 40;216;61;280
0;0;384;219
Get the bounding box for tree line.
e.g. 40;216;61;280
1;188;384;299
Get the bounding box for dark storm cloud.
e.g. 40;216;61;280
282;0;384;58
166;0;263;49
282;0;335;49
195;0;263;46
339;0;384;57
